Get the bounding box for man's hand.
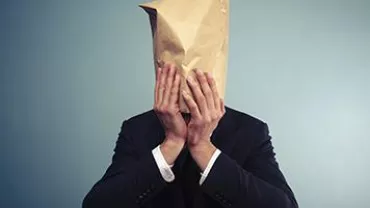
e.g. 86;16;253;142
154;63;186;165
182;69;225;171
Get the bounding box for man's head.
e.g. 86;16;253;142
141;0;230;113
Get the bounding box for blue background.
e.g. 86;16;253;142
1;0;369;207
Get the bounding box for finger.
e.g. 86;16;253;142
195;70;215;111
158;64;168;105
220;99;225;114
155;67;162;104
187;75;208;115
205;72;220;111
162;64;176;106
169;70;181;105
182;90;201;118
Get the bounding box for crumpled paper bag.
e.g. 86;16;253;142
140;0;229;113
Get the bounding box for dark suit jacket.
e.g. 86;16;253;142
83;107;298;208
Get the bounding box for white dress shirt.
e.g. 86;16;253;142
152;145;221;185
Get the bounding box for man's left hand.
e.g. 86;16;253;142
182;69;225;171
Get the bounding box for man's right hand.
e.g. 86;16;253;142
154;63;186;165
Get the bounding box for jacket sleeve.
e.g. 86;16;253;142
200;122;298;208
82;121;167;208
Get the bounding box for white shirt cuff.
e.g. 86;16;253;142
152;145;175;182
199;149;221;185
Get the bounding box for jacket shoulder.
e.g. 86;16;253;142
225;106;266;128
118;110;163;151
122;109;158;130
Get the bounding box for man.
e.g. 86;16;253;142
83;63;298;208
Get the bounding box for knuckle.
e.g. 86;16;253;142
198;96;206;103
159;81;165;87
218;113;223;119
200;78;207;84
204;116;212;123
191;80;198;87
205;90;212;97
199;73;206;81
154;104;162;110
168;109;176;116
171;88;178;94
211;78;216;84
215;112;222;118
195;119;203;125
190;105;197;111
158;106;166;113
212;86;218;92
211;115;218;121
153;105;159;112
162;106;169;114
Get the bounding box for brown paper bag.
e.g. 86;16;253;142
140;0;229;113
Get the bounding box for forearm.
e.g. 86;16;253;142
160;136;185;165
188;140;217;171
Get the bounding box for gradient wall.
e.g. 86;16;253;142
1;0;369;207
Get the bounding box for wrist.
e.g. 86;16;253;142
188;140;216;156
160;137;185;165
163;135;185;148
188;141;217;172
188;139;213;151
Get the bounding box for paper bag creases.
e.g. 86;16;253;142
140;0;229;113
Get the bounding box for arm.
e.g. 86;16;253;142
83;64;186;208
182;69;297;207
199;123;298;208
82;121;168;208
